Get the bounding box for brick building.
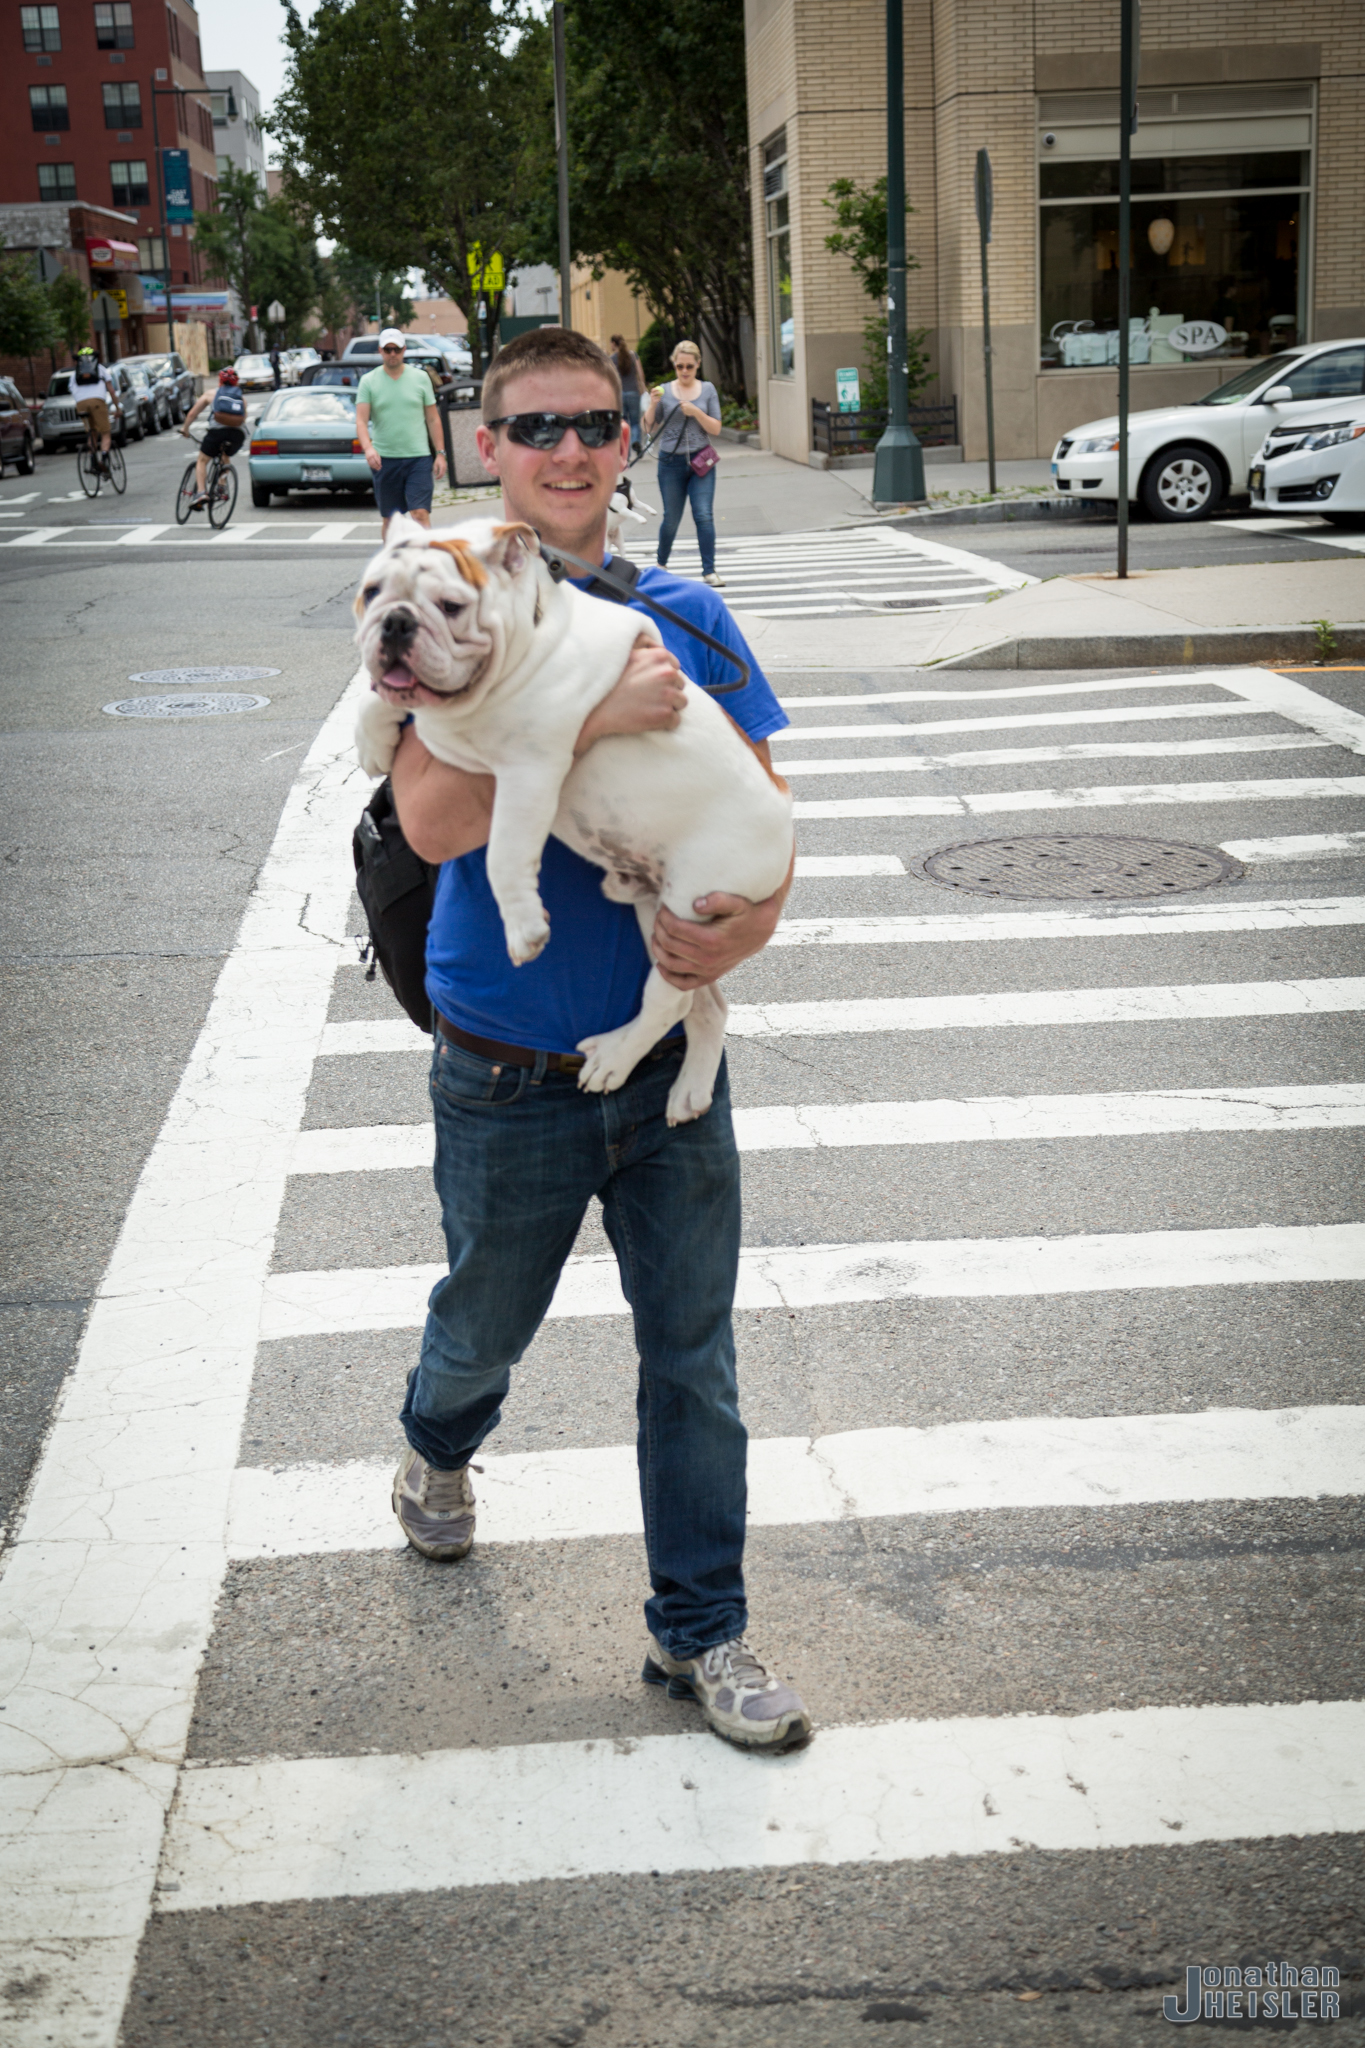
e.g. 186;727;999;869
3;0;219;354
745;0;1365;460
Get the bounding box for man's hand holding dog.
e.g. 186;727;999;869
574;635;687;756
653;849;795;991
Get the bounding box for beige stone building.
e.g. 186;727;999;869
745;0;1365;460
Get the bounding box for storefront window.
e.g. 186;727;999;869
764;130;794;378
1039;90;1312;370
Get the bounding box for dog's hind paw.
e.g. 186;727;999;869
665;1073;714;1126
503;911;551;965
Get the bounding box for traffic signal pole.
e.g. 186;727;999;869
1116;0;1140;577
871;0;925;506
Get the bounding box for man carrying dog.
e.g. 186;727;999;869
386;327;810;1751
356;328;448;537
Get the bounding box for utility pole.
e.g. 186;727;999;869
1116;0;1140;577
553;1;571;330
975;148;997;497
871;0;925;506
149;87;175;332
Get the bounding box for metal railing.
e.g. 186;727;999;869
811;395;958;458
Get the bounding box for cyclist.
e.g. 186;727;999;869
72;345;116;465
180;367;247;508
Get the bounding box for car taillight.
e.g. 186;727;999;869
350;439;362;453
250;438;278;454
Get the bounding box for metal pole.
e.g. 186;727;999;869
872;0;924;505
151;87;171;328
1116;0;1139;578
976;148;996;496
553;2;571;330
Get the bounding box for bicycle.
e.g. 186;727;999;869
175;428;238;530
77;412;126;498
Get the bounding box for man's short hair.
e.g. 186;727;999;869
481;326;622;423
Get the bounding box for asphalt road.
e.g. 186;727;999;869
1;439;1363;2045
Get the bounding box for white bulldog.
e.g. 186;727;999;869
354;514;794;1125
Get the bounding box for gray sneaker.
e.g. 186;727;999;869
644;1634;812;1751
392;1444;476;1560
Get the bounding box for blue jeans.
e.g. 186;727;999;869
402;1032;748;1657
623;390;642;452
656;453;717;575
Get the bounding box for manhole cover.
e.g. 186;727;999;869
919;833;1245;900
103;692;271;719
126;666;280;686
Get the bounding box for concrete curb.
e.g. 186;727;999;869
930;622;1365;670
889;497;1114;530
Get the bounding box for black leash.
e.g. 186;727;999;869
538;540;748;695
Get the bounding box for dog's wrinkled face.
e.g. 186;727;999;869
354;514;542;712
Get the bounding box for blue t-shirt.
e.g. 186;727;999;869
425;563;788;1052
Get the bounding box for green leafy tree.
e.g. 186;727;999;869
522;0;752;398
331;246;414;333
0;243;57;396
47;264;91;359
272;0;553;377
194;165;324;345
823;175;931;412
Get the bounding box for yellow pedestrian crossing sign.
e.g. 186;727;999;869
467;247;505;293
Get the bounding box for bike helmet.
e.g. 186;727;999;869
218;366;240;384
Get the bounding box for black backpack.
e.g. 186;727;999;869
74;356;101;386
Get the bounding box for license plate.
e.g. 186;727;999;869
1249;466;1265;493
300;465;332;483
1050;461;1058;475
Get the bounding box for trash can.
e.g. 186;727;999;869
436;384;486;488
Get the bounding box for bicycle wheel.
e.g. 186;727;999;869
78;445;102;497
207;459;238;529
106;444;126;495
174;461;198;524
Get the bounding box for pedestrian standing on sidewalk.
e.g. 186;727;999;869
356;328;449;539
269;342;282;391
611;333;645;453
385;325;810;1753
645;340;724;586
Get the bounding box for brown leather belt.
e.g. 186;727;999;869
436;1013;585;1073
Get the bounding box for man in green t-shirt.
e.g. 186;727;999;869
355;329;448;536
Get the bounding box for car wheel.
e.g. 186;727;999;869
1140;444;1224;522
18;435;35;476
251;482;273;508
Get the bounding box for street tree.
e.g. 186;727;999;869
823;175;931;412
330;247;414;334
273;0;553;377
0;242;57;398
194;166;323;346
46;264;91;361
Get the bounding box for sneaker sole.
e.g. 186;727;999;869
642;1656;813;1753
392;1486;475;1562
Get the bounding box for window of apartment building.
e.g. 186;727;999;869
164;4;179;55
110;156;149;206
216;152;231;174
21;5;61;50
102;79;140;126
1039;84;1313;369
29;82;69;128
93;1;133;46
38;160;76;199
764;130;794;378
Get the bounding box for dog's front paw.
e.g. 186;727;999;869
576;1023;649;1094
355;706;401;779
503;907;551;965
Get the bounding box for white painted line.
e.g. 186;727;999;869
205;523;270;544
725;976;1365;1038
0;526;71;546
776;674;1253;710
158;1699;1365;1910
768;897;1365;949
773;699;1263;741
1210;516;1328;535
319;1016;430;1056
877;522;1038;591
1223;832;1365;862
0;670;373;2042
780;735;1327;776
287;1085;1365;1178
227;1403;1365;1559
0;490;41;504
307;521;359;541
112;523;174;545
1215;668;1365;758
258;1221;1365;1339
791;776;1365;822
1309;531;1365;554
793;854;906;876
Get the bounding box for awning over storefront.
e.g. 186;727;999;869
86;237;141;267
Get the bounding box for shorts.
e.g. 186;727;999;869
374;453;434;518
75;396;109;437
202;425;245;457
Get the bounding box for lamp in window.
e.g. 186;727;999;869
1147;217;1175;257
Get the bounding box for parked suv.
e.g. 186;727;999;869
38;367;134;451
121;351;193;423
123;363;170;435
0;377;37;475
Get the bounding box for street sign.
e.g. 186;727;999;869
91;290;122;331
467;245;504;294
836;367;861;413
162;148;193;222
974;147;993;244
266;300;285;325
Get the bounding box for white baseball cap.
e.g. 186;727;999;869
378;327;406;349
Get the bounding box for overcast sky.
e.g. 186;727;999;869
198;0;322;157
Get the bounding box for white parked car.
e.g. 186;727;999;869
1249;412;1365;526
1051;338;1365;522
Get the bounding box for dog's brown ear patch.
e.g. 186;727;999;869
492;520;540;553
428;537;489;588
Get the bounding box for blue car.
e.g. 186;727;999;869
248;388;371;507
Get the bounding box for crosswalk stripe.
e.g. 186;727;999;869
226;1405;1365;1561
258;1221;1365;1339
773;698;1264;738
158;1698;1365;1911
780;734;1328;774
793;853;906;874
1224;830;1365;862
286;1084;1365;1178
776;676;1254;708
791;775;1365;821
315;974;1365;1059
768;896;1365;947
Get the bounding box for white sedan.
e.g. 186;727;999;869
1249;413;1365;527
1052;337;1365;522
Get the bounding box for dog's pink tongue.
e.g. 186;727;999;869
383;662;414;689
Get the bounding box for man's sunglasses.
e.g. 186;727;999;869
487;409;622;450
